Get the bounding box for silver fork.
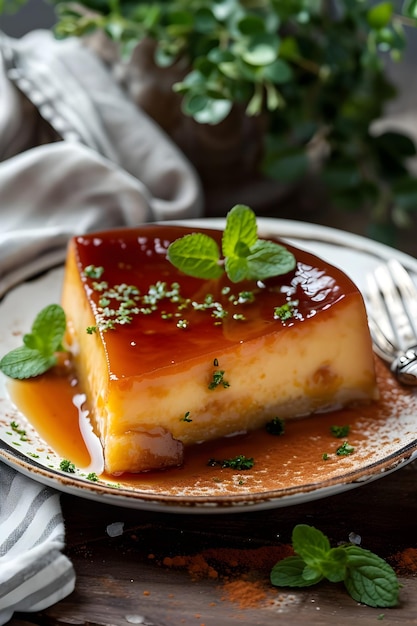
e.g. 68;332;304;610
366;258;417;386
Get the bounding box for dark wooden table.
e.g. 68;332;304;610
7;458;417;626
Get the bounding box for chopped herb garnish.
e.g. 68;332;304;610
84;265;104;279
322;452;329;461
208;369;230;390
180;411;192;422
167;205;296;283
265;417;285;436
59;459;76;473
84;273;242;332
0;304;67;380
336;441;355;456
86;472;99;482
212;307;228;321
270;524;399;608
331;424;350;438
234;291;255;305
91;280;108;292
274;300;299;321
10;421;28;441
208;455;255;470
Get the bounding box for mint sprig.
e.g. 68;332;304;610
167;205;296;283
270;524;399;608
0;304;66;379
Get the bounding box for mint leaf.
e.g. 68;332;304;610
0;346;56;379
222;204;257;257
245;239;296;280
223;240;297;283
26;303;66;354
344;545;399;608
224;255;251;283
167;232;223;279
302;564;324;583
0;304;67;380
292;524;331;567
271;555;323;587
320;547;348;583
270;525;400;609
167;204;296;283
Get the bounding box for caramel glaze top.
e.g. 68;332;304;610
69;225;360;380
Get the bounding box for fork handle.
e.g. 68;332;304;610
392;346;417;385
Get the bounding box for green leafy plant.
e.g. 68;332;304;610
2;0;417;242
271;524;399;608
167;204;296;281
0;304;66;379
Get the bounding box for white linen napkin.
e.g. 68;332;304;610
0;28;203;295
0;28;203;624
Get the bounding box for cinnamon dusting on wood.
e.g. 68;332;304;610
390;547;417;576
158;544;294;608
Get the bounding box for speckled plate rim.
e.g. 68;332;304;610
1;217;417;514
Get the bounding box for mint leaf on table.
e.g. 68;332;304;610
0;304;66;379
344;545;400;608
271;555;323;587
292;524;331;565
167;204;296;283
270;524;399;608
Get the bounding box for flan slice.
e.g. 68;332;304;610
61;225;378;475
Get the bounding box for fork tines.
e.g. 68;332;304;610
366;259;417;360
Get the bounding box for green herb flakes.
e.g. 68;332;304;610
59;459;76;473
84;265;104;279
208;369;230;390
208;455;255;470
336;441;355;456
265;417;285;436
274;300;299;321
331;424;350;438
10;421;28;441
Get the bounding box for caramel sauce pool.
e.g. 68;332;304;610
8;358;416;496
8;365;91;468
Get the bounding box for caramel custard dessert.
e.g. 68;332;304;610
61;224;378;475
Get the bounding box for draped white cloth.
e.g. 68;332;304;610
0;29;203;294
0;28;203;624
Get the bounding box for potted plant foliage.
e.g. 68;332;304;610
2;0;417;243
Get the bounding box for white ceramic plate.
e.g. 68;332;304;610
1;218;417;514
